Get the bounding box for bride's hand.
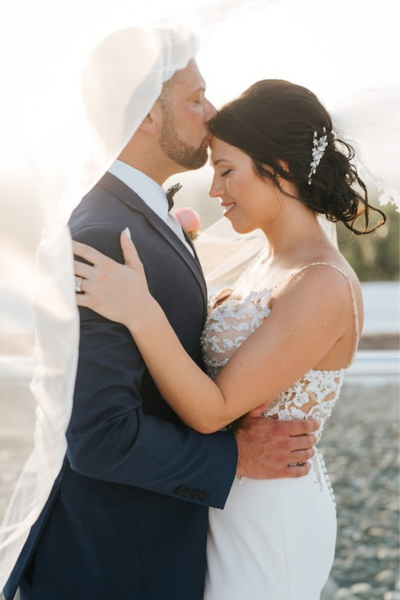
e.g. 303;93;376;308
73;228;152;327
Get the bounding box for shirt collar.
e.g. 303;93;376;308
108;160;169;222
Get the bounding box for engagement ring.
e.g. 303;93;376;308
75;276;83;293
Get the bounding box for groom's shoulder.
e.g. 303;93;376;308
71;173;144;226
70;173;149;232
69;174;147;263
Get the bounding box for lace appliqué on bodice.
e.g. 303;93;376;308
201;262;359;435
201;290;272;379
264;368;345;434
201;286;346;435
201;263;359;499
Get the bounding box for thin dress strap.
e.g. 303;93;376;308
274;262;360;368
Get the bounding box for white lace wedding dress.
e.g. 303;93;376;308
201;262;359;600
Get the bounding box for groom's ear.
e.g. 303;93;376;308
139;102;162;135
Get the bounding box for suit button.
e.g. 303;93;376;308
200;491;209;501
184;488;194;498
176;486;186;497
192;489;201;500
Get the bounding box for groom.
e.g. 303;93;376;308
5;59;318;600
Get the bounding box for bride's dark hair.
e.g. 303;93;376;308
209;79;386;234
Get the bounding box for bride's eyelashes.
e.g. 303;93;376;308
221;169;233;177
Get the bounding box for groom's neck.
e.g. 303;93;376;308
118;139;188;186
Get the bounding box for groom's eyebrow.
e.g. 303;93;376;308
192;85;206;95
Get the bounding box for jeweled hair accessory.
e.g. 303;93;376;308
308;127;328;184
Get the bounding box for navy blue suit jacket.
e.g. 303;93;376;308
4;173;238;600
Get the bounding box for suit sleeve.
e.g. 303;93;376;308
67;225;238;509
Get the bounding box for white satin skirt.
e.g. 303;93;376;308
204;452;337;600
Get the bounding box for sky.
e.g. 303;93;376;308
197;0;397;108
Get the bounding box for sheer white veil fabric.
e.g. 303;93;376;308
196;216;340;293
0;0;399;589
0;0;276;586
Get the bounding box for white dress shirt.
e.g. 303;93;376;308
108;160;194;256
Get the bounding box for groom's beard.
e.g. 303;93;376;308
159;106;208;170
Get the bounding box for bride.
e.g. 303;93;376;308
73;80;386;599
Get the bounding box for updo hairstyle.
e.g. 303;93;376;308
209;80;386;234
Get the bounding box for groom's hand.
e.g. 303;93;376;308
233;416;319;479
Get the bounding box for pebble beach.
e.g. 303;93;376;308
319;379;399;599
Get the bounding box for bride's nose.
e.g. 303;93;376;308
209;175;224;199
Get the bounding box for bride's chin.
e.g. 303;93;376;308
229;221;255;235
224;211;257;235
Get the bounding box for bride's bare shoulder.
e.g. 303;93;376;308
314;248;362;299
275;249;364;331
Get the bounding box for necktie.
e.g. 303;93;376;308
166;183;182;211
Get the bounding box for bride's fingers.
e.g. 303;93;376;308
74;259;94;279
72;240;108;267
75;289;92;308
75;273;93;294
120;228;143;270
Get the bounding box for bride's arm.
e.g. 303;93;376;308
73;232;350;434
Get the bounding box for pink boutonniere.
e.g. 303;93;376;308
174;207;202;241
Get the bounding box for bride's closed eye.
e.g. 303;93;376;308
221;169;232;177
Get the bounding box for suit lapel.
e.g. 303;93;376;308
98;173;208;311
183;230;202;266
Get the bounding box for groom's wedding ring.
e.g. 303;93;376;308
75;276;83;293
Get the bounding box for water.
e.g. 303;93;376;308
361;281;399;335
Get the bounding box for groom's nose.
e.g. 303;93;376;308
204;98;217;124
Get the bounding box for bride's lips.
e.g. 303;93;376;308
221;202;235;216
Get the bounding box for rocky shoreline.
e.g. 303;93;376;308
320;380;399;600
